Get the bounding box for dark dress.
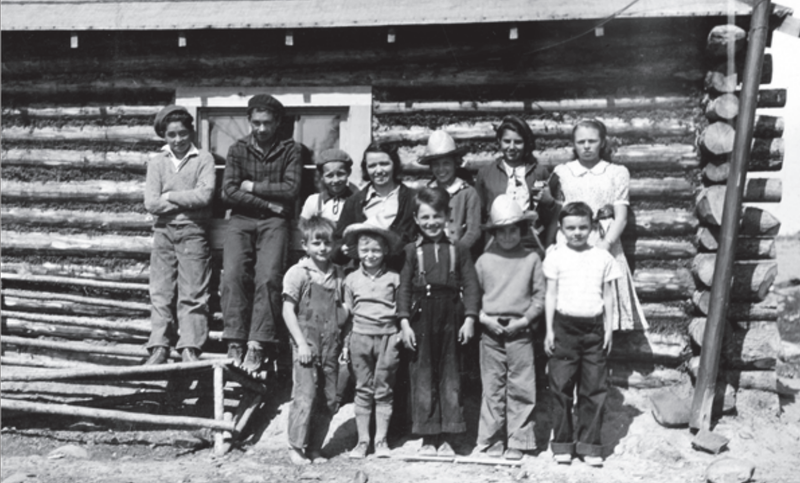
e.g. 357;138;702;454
397;237;480;435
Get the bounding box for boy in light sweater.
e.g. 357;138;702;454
474;194;544;460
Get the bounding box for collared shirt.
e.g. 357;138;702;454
221;133;303;217
426;178;482;249
362;185;400;230
300;184;357;223
343;264;400;335
282;256;345;305
552;160;630;216
501;159;531;211
162;144;200;171
144;145;216;224
543;244;621;318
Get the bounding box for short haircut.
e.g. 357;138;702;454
413;186;450;215
357;232;388;253
361;142;402;183
298;214;335;243
559;201;594;224
161;111;194;135
572;118;613;161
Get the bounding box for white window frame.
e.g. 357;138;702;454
176;86;373;186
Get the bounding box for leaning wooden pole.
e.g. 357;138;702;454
690;0;772;431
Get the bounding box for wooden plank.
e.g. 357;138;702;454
1;272;150;291
1;125;159;143
622;239;696;260
1;180;145;203
2;310;150;333
1;149;151;172
1;335;224;361
1;207;153;231
1;261;150;283
1;230;152;258
629;209;698;237
3;319;148;344
1;359;226;382
375;96;696;113
633;268;696;302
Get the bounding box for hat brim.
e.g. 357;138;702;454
418;147;468;166
342;223;403;259
481;212;538;231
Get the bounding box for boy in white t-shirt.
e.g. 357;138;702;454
543;201;621;467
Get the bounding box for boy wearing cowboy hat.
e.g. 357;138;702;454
419;130;482;251
474;194;545;460
341;223;403;459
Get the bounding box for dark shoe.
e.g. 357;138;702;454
181;348;200;362
227;341;245;366
144;346;169;365
242;342;264;372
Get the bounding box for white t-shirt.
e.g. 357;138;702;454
300;193;346;223
542;244;621;318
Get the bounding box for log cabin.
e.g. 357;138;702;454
1;0;794;411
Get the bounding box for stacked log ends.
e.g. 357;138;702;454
696;188;781;233
688;318;780;370
691;254;777;301
706;24;747;57
699;122;735;156
705;93;739;121
692;290;778;321
696;226;776;259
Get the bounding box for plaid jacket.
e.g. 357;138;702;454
221;133;303;217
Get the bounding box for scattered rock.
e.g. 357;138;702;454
650;390;691;427
692;429;729;454
514;469;528;480
2;472;35;483
174;434;208;450
299;471;322;480
353;470;369;483
47;444;89;460
706;457;755;483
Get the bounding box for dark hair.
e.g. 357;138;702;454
413;186;450;215
559;201;594;224
495;115;536;159
572;118;613;161
298;214;335;243
361;142;402;183
159;111;194;137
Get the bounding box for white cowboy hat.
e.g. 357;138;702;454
418;130;468;165
481;194;538;231
342;223;403;259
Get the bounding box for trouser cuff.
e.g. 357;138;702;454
551;441;575;455
576;442;603;457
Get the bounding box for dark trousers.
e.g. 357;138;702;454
221;214;288;343
548;312;608;457
148;223;211;351
408;291;466;435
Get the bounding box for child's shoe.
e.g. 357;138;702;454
554;453;573;465
583;455;603;467
374;440;391;458
349;441;368;460
504;448;523;460
437;441;456;457
307;451;328;464
486;441;504;458
288;447;310;466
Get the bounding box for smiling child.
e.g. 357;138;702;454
300;148;358;223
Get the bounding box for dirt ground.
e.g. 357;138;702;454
2;237;800;483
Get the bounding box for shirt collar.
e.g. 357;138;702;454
298;256;335;280
162;144;199;163
429;177;466;196
359;263;386;280
320;184;354;204
365;184;399;201
567;160;610;177
415;233;451;247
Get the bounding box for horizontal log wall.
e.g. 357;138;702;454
2;16;788;387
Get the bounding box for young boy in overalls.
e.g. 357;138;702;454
282;215;349;465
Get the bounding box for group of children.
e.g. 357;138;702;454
284;131;621;467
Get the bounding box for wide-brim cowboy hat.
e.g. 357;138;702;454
481;194;538;231
418;130;468;165
342;223;403;259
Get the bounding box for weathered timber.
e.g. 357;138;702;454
1;125;159;143
0;353;105;370
1;311;149;333
400;144;700;174
1;272;150;292
1;149;151;172
1;262;150;283
695;191;781;234
3;345;142;368
1;207;153;232
2;106;163;119
1;359;228;383
627;210;698;237
704;93;739;121
633;268;696;302
0;399;236;432
1;335;223;361
608;362;688;389
609;330;690;365
706;24;747;57
3;319;148;344
691;254;777;301
1;231;152;258
699;122;735;156
0;379;166;402
688;317;780;370
622;239;697;260
702;139;785;181
696;226;776;259
692;291;778;321
375;96;696;113
705;70;738;94
1;180;144;203
688;358;786;395
2;288;150;316
377;117;694;144
754;89;787;108
641;303;689;321
752;115;784;138
704;179;782;203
